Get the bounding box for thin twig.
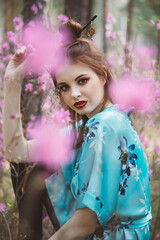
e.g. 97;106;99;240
0;211;12;240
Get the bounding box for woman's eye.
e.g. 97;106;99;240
78;78;89;85
60;85;69;92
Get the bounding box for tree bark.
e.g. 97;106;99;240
126;0;134;43
64;0;93;28
10;2;59;240
103;0;108;54
21;0;46;23
5;0;14;33
157;30;160;65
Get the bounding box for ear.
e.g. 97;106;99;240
102;72;107;86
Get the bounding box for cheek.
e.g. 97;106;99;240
88;81;104;97
61;93;71;106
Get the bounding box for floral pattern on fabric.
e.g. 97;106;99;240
118;136;138;195
83;118;100;143
46;105;152;240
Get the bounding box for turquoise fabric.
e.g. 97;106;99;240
45;105;151;239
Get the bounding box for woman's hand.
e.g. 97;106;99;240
4;45;35;87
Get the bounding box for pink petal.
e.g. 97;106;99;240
108;75;155;112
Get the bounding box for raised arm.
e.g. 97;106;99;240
3;46;34;162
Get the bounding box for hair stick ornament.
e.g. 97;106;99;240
80;15;97;37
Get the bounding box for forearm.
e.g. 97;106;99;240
49;208;96;240
3;81;28;161
49;222;90;240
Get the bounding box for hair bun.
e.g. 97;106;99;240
59;19;82;40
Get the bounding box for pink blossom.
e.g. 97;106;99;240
43;216;49;221
108;75;154;112
22;19;71;74
13;17;22;25
106;13;113;22
1;43;9;51
140;134;145;142
105;24;111;31
10;113;22;119
38;76;44;84
0;203;6;212
51;109;71;127
39;84;46;91
149;168;153;177
38;2;43;9
25;83;33;92
29;111;74;169
155;145;160;153
31;4;38;14
155;90;160;99
13;17;23;31
57;14;69;22
2;54;12;62
156;234;160;238
106;31;116;39
150;20;155;26
134;45;157;70
148;120;154;127
30;114;36;121
7;31;16;44
157;21;160;30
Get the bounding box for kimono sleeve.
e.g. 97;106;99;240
74;119;122;225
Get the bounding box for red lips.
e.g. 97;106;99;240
74;101;87;109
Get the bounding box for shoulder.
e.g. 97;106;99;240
86;105;130;130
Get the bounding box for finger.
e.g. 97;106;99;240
20;46;27;54
15;46;27;56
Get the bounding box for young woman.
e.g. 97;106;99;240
3;20;151;240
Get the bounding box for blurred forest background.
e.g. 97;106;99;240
0;0;160;239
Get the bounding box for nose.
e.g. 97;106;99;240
71;86;81;99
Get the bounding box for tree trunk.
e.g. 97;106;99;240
103;0;108;54
21;0;46;23
5;0;14;33
10;2;59;240
64;0;93;29
126;0;134;43
157;30;160;65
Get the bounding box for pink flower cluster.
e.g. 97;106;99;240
0;203;6;212
25;83;33;92
57;14;69;22
13;17;23;31
1;43;9;51
105;13;117;40
157;20;160;30
28;109;74;169
31;2;43;14
51;108;71;127
22;18;71;74
7;31;16;44
150;19;160;30
134;45;157;70
109;75;155;112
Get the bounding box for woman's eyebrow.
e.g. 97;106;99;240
74;74;87;81
57;74;88;87
57;82;66;87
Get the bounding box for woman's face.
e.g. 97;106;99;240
55;62;106;119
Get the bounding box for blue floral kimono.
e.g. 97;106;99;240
45;105;152;239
